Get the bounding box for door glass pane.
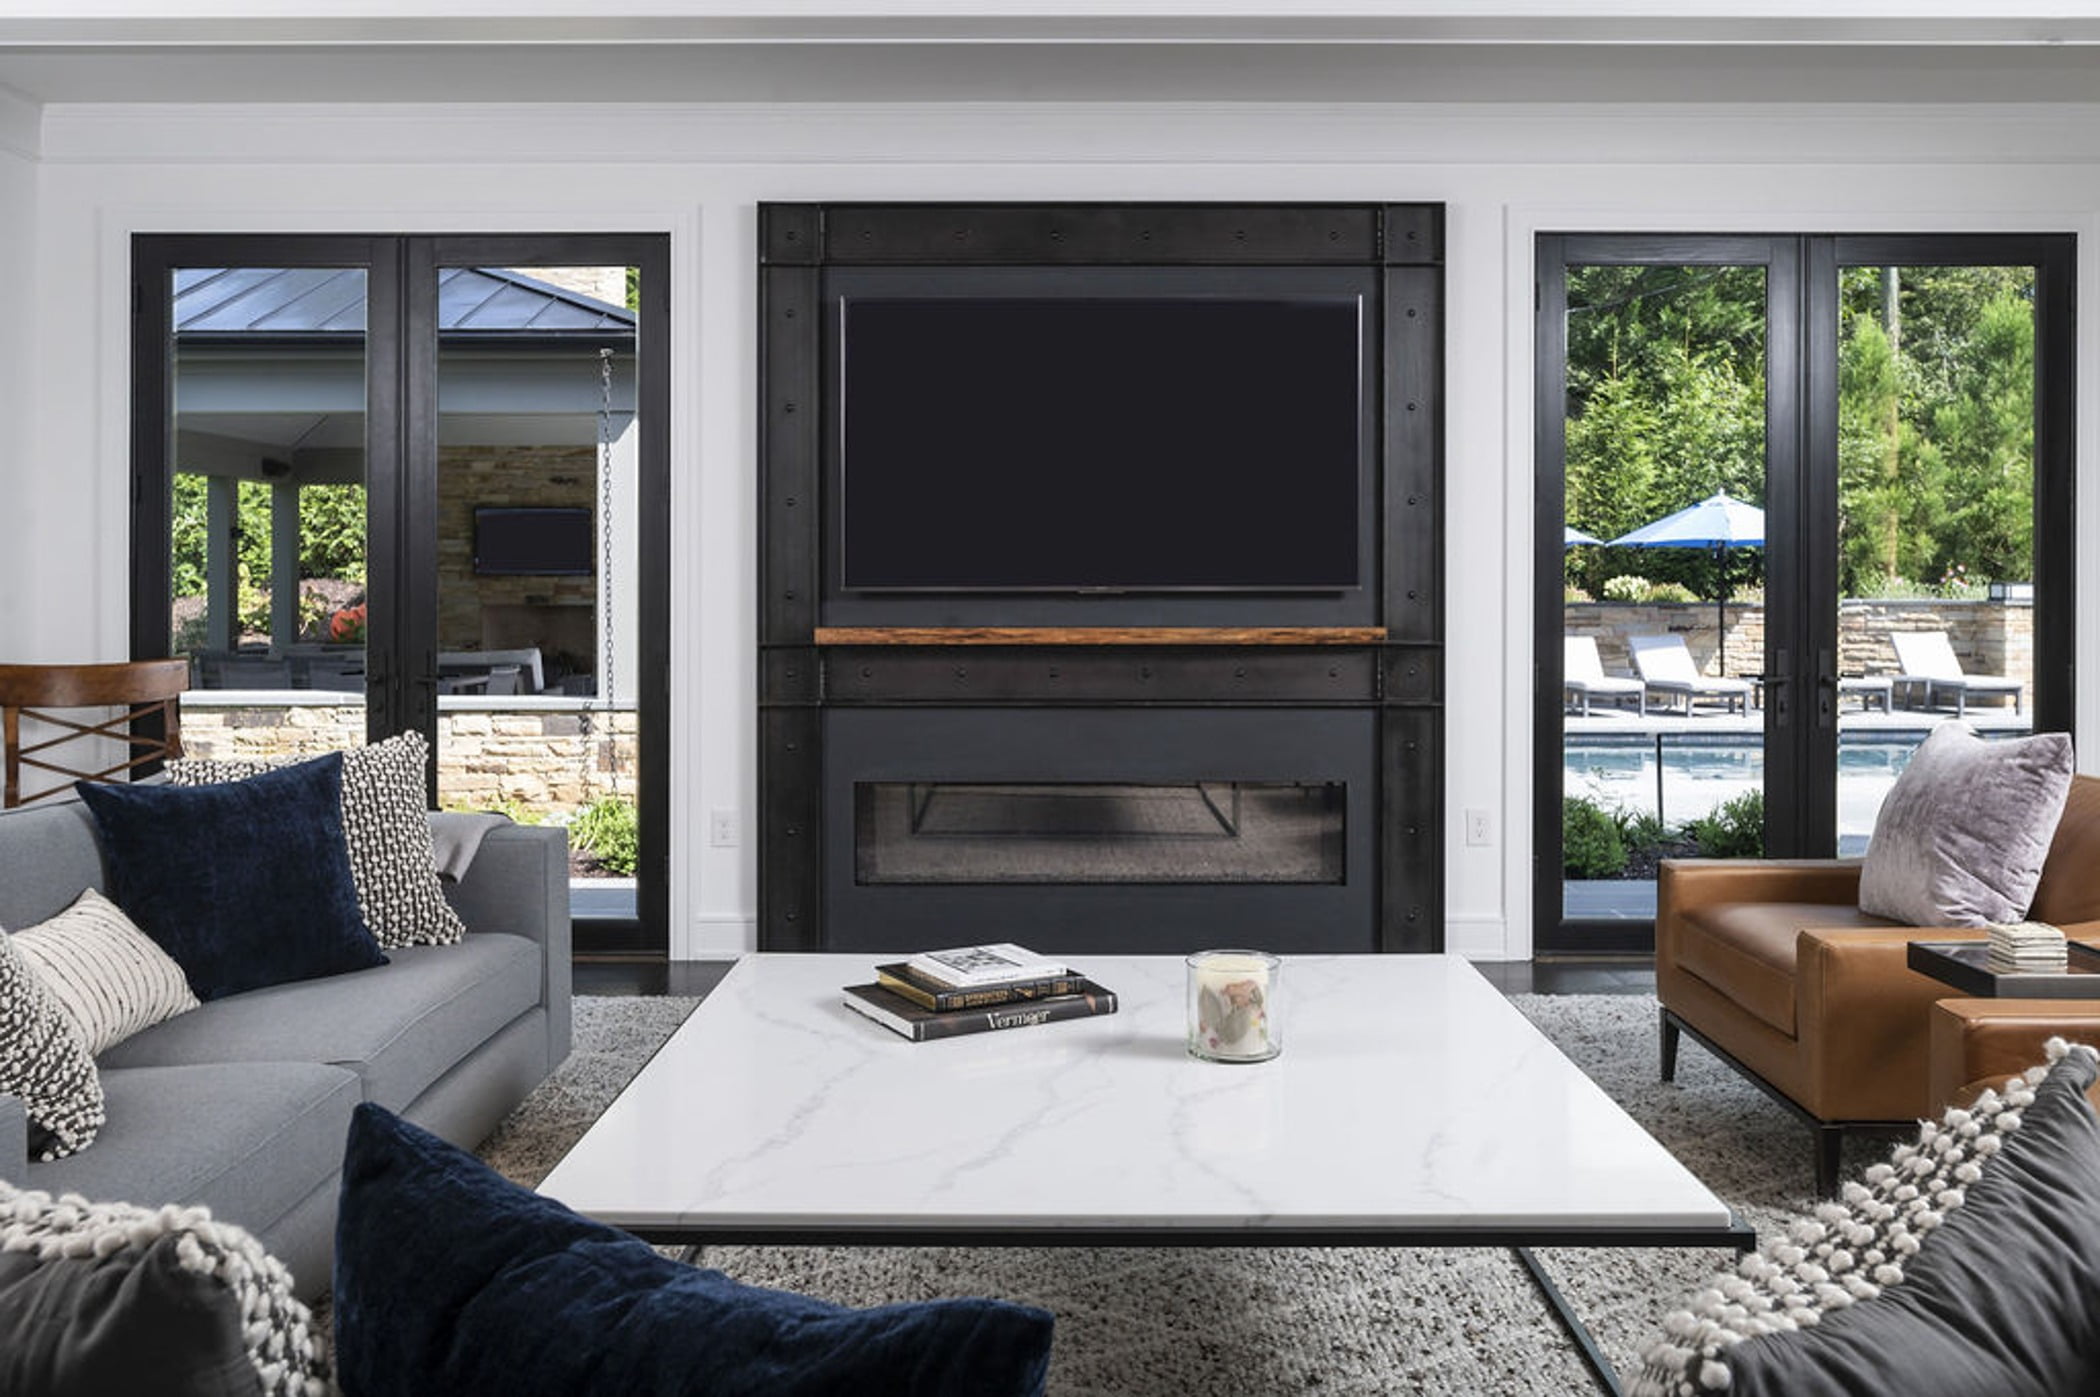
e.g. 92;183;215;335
1836;265;2036;853
430;265;639;917
1562;265;1769;927
170;267;369;760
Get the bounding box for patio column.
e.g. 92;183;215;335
205;475;236;653
271;479;300;651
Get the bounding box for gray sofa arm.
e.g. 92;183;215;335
433;817;573;1072
0;1092;25;1173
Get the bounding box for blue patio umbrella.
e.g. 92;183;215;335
1563;524;1602;547
1606;491;1766;669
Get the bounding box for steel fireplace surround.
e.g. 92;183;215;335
757;202;1445;955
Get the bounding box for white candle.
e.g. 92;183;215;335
1187;950;1281;1062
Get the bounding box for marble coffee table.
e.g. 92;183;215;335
539;953;1748;1393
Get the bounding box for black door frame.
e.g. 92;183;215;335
1534;231;2075;955
131;232;673;954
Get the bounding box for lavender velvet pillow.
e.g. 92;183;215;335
1858;723;2073;928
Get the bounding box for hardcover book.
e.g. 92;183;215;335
874;962;1091;1012
841;980;1118;1042
904;943;1069;989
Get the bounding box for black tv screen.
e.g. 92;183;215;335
839;296;1364;591
474;506;593;576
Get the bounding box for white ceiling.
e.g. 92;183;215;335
4;6;2100;105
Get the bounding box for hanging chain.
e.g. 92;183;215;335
579;346;617;742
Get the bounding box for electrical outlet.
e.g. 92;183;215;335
709;808;739;848
1465;809;1493;847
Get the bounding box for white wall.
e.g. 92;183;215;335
0;85;36;654
10;99;2098;959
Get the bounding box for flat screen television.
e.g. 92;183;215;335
838;295;1364;592
473;506;593;577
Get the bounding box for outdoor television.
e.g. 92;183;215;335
473;506;593;576
837;294;1366;592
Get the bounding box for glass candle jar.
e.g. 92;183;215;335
1186;950;1281;1063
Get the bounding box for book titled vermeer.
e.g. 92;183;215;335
841;980;1118;1042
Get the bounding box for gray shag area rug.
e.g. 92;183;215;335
474;994;1852;1396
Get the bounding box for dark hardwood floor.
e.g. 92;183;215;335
575;957;1653;999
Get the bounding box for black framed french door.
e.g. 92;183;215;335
131;232;672;953
1536;232;2073;955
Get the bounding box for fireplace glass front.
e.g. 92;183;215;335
853;781;1346;886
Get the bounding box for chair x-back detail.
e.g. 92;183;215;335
0;660;190;808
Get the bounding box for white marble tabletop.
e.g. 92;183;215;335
536;953;1735;1241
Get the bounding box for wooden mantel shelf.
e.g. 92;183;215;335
812;627;1388;646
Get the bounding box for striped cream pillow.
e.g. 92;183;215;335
11;889;200;1055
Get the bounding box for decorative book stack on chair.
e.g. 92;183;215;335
0;660;188;808
1656;725;2098;1194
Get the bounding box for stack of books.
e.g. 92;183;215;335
841;942;1118;1042
1986;919;2067;973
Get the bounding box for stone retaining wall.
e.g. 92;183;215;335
177;701;638;819
1566;597;2033;692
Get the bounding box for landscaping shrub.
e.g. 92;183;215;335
1563;796;1627;879
570;796;640;876
1600;575;1651;603
1641;581;1699;603
1687;789;1765;859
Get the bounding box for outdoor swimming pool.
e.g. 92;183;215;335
1564;729;1943;857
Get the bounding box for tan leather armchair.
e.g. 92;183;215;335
1657;772;2100;1195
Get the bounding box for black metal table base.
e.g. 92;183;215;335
637;1219;1755;1397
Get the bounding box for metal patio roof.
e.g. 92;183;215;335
174;265;634;337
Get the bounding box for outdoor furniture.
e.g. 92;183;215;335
1628;634;1755;716
1889;630;2023;715
0;660;189;807
1838;675;1894;713
1562;635;1644;717
439;647;545;695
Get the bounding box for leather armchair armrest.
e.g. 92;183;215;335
1794;923;1992;1121
0;1091;24;1170
1656;859;1865;974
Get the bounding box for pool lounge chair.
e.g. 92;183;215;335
1888;630;2023;716
1563;635;1645;717
1628;634;1755;717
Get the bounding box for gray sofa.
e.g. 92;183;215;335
0;800;572;1300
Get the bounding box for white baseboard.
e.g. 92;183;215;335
677;914;755;961
1444;916;1513;961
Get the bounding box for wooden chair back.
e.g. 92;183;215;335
0;660;190;808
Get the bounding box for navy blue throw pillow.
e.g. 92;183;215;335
76;754;384;1000
334;1104;1056;1397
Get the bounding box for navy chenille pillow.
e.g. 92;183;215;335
334;1104;1056;1397
76;753;385;1001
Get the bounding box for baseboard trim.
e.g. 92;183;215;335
1445;915;1511;961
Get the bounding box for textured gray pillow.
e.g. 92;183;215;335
1632;1042;2100;1396
170;731;466;949
0;927;105;1161
0;1180;330;1397
1858;723;2074;927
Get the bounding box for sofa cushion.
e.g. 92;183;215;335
1676;902;1899;1038
2030;774;2100;929
333;1103;1057;1397
0;1177;330;1397
10;889;199;1055
0;802;105;932
1859;723;2074;928
76;754;387;1000
1632;1043;2100;1397
31;1061;359;1256
0;924;104;1161
171;732;468;950
99;934;541;1112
